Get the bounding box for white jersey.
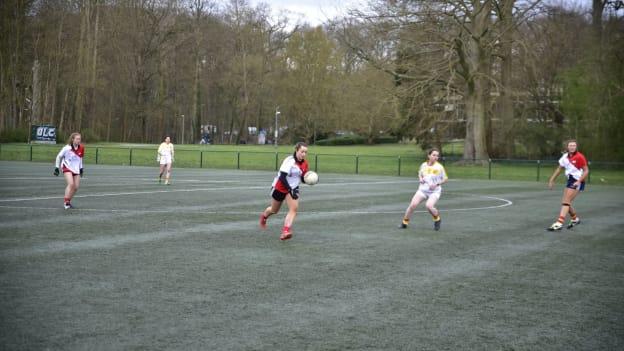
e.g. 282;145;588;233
55;144;84;174
272;155;309;192
558;152;587;180
158;142;174;157
157;142;174;164
418;161;447;194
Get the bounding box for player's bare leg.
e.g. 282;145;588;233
549;188;580;231
426;195;441;231
260;199;282;229
158;164;166;183
164;163;172;185
280;195;298;240
400;193;426;228
63;173;79;209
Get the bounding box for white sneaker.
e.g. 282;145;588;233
547;221;563;231
567;218;581;229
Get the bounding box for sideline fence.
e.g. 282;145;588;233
1;144;622;184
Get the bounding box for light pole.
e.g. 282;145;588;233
180;114;185;144
274;108;280;148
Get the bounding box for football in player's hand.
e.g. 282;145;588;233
304;171;319;185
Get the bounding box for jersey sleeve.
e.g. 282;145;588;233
157;143;164;155
418;162;425;178
440;164;448;181
55;145;69;168
279;157;294;174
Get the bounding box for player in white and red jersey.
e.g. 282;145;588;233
54;132;85;209
157;136;174;185
259;142;310;240
547;140;589;231
399;148;448;231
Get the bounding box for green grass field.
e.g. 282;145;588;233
1;143;623;185
1;161;623;350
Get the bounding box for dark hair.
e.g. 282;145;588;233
67;132;81;145
295;142;308;151
427;148;440;156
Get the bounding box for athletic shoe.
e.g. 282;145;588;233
165;181;171;185
398;222;407;229
64;203;74;210
280;228;292;241
567;218;581;229
434;218;441;231
547;222;563;231
259;214;268;229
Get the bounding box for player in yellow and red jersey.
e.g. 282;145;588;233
400;148;448;231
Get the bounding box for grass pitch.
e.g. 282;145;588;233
0;161;623;350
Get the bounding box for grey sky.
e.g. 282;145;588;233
249;0;366;26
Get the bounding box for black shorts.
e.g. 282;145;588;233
270;187;299;202
566;175;585;191
271;188;288;202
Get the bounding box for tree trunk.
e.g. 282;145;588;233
592;0;605;41
498;0;515;157
31;59;41;125
461;1;491;162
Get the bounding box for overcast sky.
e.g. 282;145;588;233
248;1;615;28
249;0;367;26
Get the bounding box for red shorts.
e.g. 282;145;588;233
62;165;79;176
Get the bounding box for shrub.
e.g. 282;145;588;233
315;135;366;146
373;135;398;144
0;128;29;143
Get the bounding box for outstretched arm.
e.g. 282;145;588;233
548;167;563;190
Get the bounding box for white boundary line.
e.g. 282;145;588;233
0;180;421;202
0;177;234;182
0;194;512;214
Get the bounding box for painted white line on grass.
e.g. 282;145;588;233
0;180;421;202
0;197;513;258
0;177;234;183
0;194;512;214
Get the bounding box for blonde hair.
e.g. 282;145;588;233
67;132;81;145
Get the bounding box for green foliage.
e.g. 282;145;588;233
79;128;101;143
315;135;397;146
373;136;398;144
0;128;29;143
315;135;366;146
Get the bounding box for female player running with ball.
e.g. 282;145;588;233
259;142;310;240
547;139;589;231
54;132;84;209
399;148;448;231
157;136;174;185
